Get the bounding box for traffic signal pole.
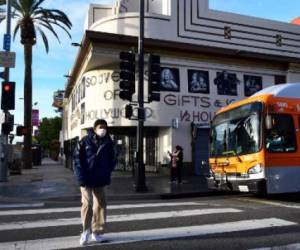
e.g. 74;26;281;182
0;0;11;182
135;0;147;192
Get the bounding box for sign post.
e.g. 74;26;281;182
0;0;12;182
135;0;147;192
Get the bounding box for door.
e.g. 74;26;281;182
193;128;210;176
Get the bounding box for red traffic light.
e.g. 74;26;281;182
1;81;15;110
4;84;11;92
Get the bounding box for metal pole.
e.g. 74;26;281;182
0;0;11;182
135;0;147;192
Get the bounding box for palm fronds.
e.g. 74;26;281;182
12;0;72;52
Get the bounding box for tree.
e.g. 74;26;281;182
11;0;72;168
36;116;62;153
0;1;5;24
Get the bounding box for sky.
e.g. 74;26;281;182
0;0;300;130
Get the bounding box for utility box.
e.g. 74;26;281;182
32;145;42;166
6;144;23;175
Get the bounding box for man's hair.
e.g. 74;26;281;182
93;119;107;128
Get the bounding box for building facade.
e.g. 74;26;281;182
63;0;300;175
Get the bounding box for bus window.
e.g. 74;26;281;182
265;114;297;153
210;102;262;157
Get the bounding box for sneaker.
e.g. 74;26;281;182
79;230;90;246
92;233;104;243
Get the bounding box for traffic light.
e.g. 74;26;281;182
119;52;136;101
125;104;133;119
16;125;27;136
148;54;161;102
1;81;15;110
2;112;14;134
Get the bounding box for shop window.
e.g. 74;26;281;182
274;75;286;85
244;75;262;97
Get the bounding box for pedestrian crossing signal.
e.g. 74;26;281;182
16;126;27;136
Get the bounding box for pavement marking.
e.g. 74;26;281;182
0;203;44;209
0;208;242;231
249;243;300;250
236;197;300;209
0;201;208;216
0;218;296;250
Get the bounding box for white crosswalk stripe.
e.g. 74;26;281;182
0;218;296;250
0;201;208;216
249;243;300;250
0;208;242;231
0;201;297;250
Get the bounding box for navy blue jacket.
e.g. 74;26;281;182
73;129;116;187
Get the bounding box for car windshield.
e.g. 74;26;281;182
210;102;262;157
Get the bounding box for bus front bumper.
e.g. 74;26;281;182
210;173;266;193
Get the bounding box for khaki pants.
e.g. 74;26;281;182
80;186;106;234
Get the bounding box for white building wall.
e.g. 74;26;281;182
66;53;285;162
87;0;300;60
64;0;300;167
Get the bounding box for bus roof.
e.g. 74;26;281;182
216;83;300;115
252;83;300;99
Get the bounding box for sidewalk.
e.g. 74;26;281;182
0;158;214;204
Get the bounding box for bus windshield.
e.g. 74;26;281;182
210;102;262;157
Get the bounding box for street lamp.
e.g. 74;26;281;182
71;42;81;47
19;98;37;108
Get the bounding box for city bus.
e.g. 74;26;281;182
209;83;300;194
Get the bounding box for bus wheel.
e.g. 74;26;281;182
256;180;267;197
226;182;233;191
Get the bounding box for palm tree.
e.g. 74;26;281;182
0;0;5;24
12;0;72;168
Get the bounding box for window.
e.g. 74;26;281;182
265;114;297;153
274;75;286;85
210;102;262;157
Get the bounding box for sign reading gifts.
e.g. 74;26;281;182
69;69;241;129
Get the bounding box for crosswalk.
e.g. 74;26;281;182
0;200;298;250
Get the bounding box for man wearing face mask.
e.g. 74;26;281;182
73;119;116;246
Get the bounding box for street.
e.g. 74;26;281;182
0;193;300;249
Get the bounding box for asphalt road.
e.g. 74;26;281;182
0;193;300;249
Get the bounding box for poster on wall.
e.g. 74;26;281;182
160;67;180;92
81;102;85;125
188;70;209;94
214;71;239;96
244;75;262;97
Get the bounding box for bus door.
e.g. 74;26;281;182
192;126;210;176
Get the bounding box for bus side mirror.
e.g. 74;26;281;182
265;115;272;130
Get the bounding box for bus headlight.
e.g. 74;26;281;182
248;164;263;174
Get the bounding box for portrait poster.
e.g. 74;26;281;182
244;75;262;97
188;70;209;94
160;67;180;92
214;71;239;96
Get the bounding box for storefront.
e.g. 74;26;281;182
63;0;300;175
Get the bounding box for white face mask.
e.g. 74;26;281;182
96;128;107;138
